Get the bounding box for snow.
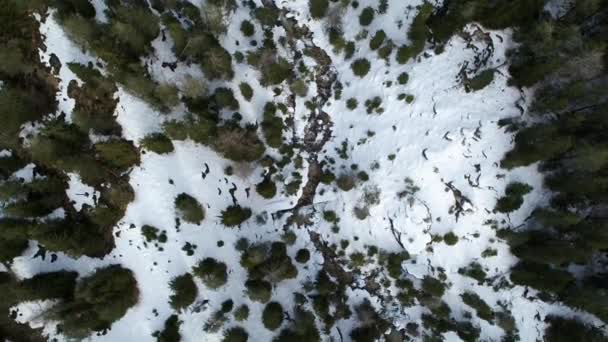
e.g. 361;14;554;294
65;173;99;211
8;1;605;341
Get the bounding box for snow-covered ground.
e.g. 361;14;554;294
8;0;606;341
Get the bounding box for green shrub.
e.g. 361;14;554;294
234;305;250;321
346;98;358;110
154;315;181;342
274;308;320;342
458;262;487;284
290;79;308;97
262;302;284;331
337;174;356;191
396;3;433;64
52;265;139;338
359;7;374;26
465;69;495;92
309;0;329;19
544;315;606;342
351;58;370;77
141;133;174;154
398;72;409;85
141;225;161;242
443;232;458;245
239;82;253;101
495;182;533;213
223;326;249;342
213;126;265;162
245;279;272;303
422;276;445;297
254;6;279;27
260;106;285;147
213;87;239;110
169;273;198;311
261;58;292;86
94;140;140;171
510;262;574;294
369;30;386;50
240;20;255;37
461;292;494;322
11;271;78;303
256;177;277;199
385;251;409;279
221;205;252;227
295;249;310;263
193;258;228;289
175;193;205;224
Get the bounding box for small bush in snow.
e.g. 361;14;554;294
422;276;446;297
234;304;250;321
262;302;284;331
240;20;255;37
309;0;329;19
141;133;174;154
443;232;459;246
239;82;253;101
256;177;277;199
359;7;375;26
221;205;252;227
337;174;356;191
193;258;228;289
169;273;198;311
495;182;533;213
295;248;310;263
175;193;205;224
351;58;371;77
245;279;272;303
222;326;249;342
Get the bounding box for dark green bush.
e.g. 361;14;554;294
262;103;285;148
240;20;255;37
94;139;140;172
351;58;371;77
544;316;606;342
223;326;249;342
193;258;228;289
245;279;272;303
510;262;574;294
359;7;374;26
154;315;181;342
141;133;174;154
295;249;310;263
175;193;205;224
239;82;253;101
52;265;139;338
369;30;386;50
221;205;252;227
495;182;532;213
262;302;284;331
465;69;495;92
213;126;265;162
422;276;445;297
309;0;329;19
256;177;277;199
461;292;494;322
458;262;487;284
443;232;458;245
396;3;432;64
234;305;249;321
346;98;358;110
169;273;198;311
337;174;356;191
398;72;409;85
